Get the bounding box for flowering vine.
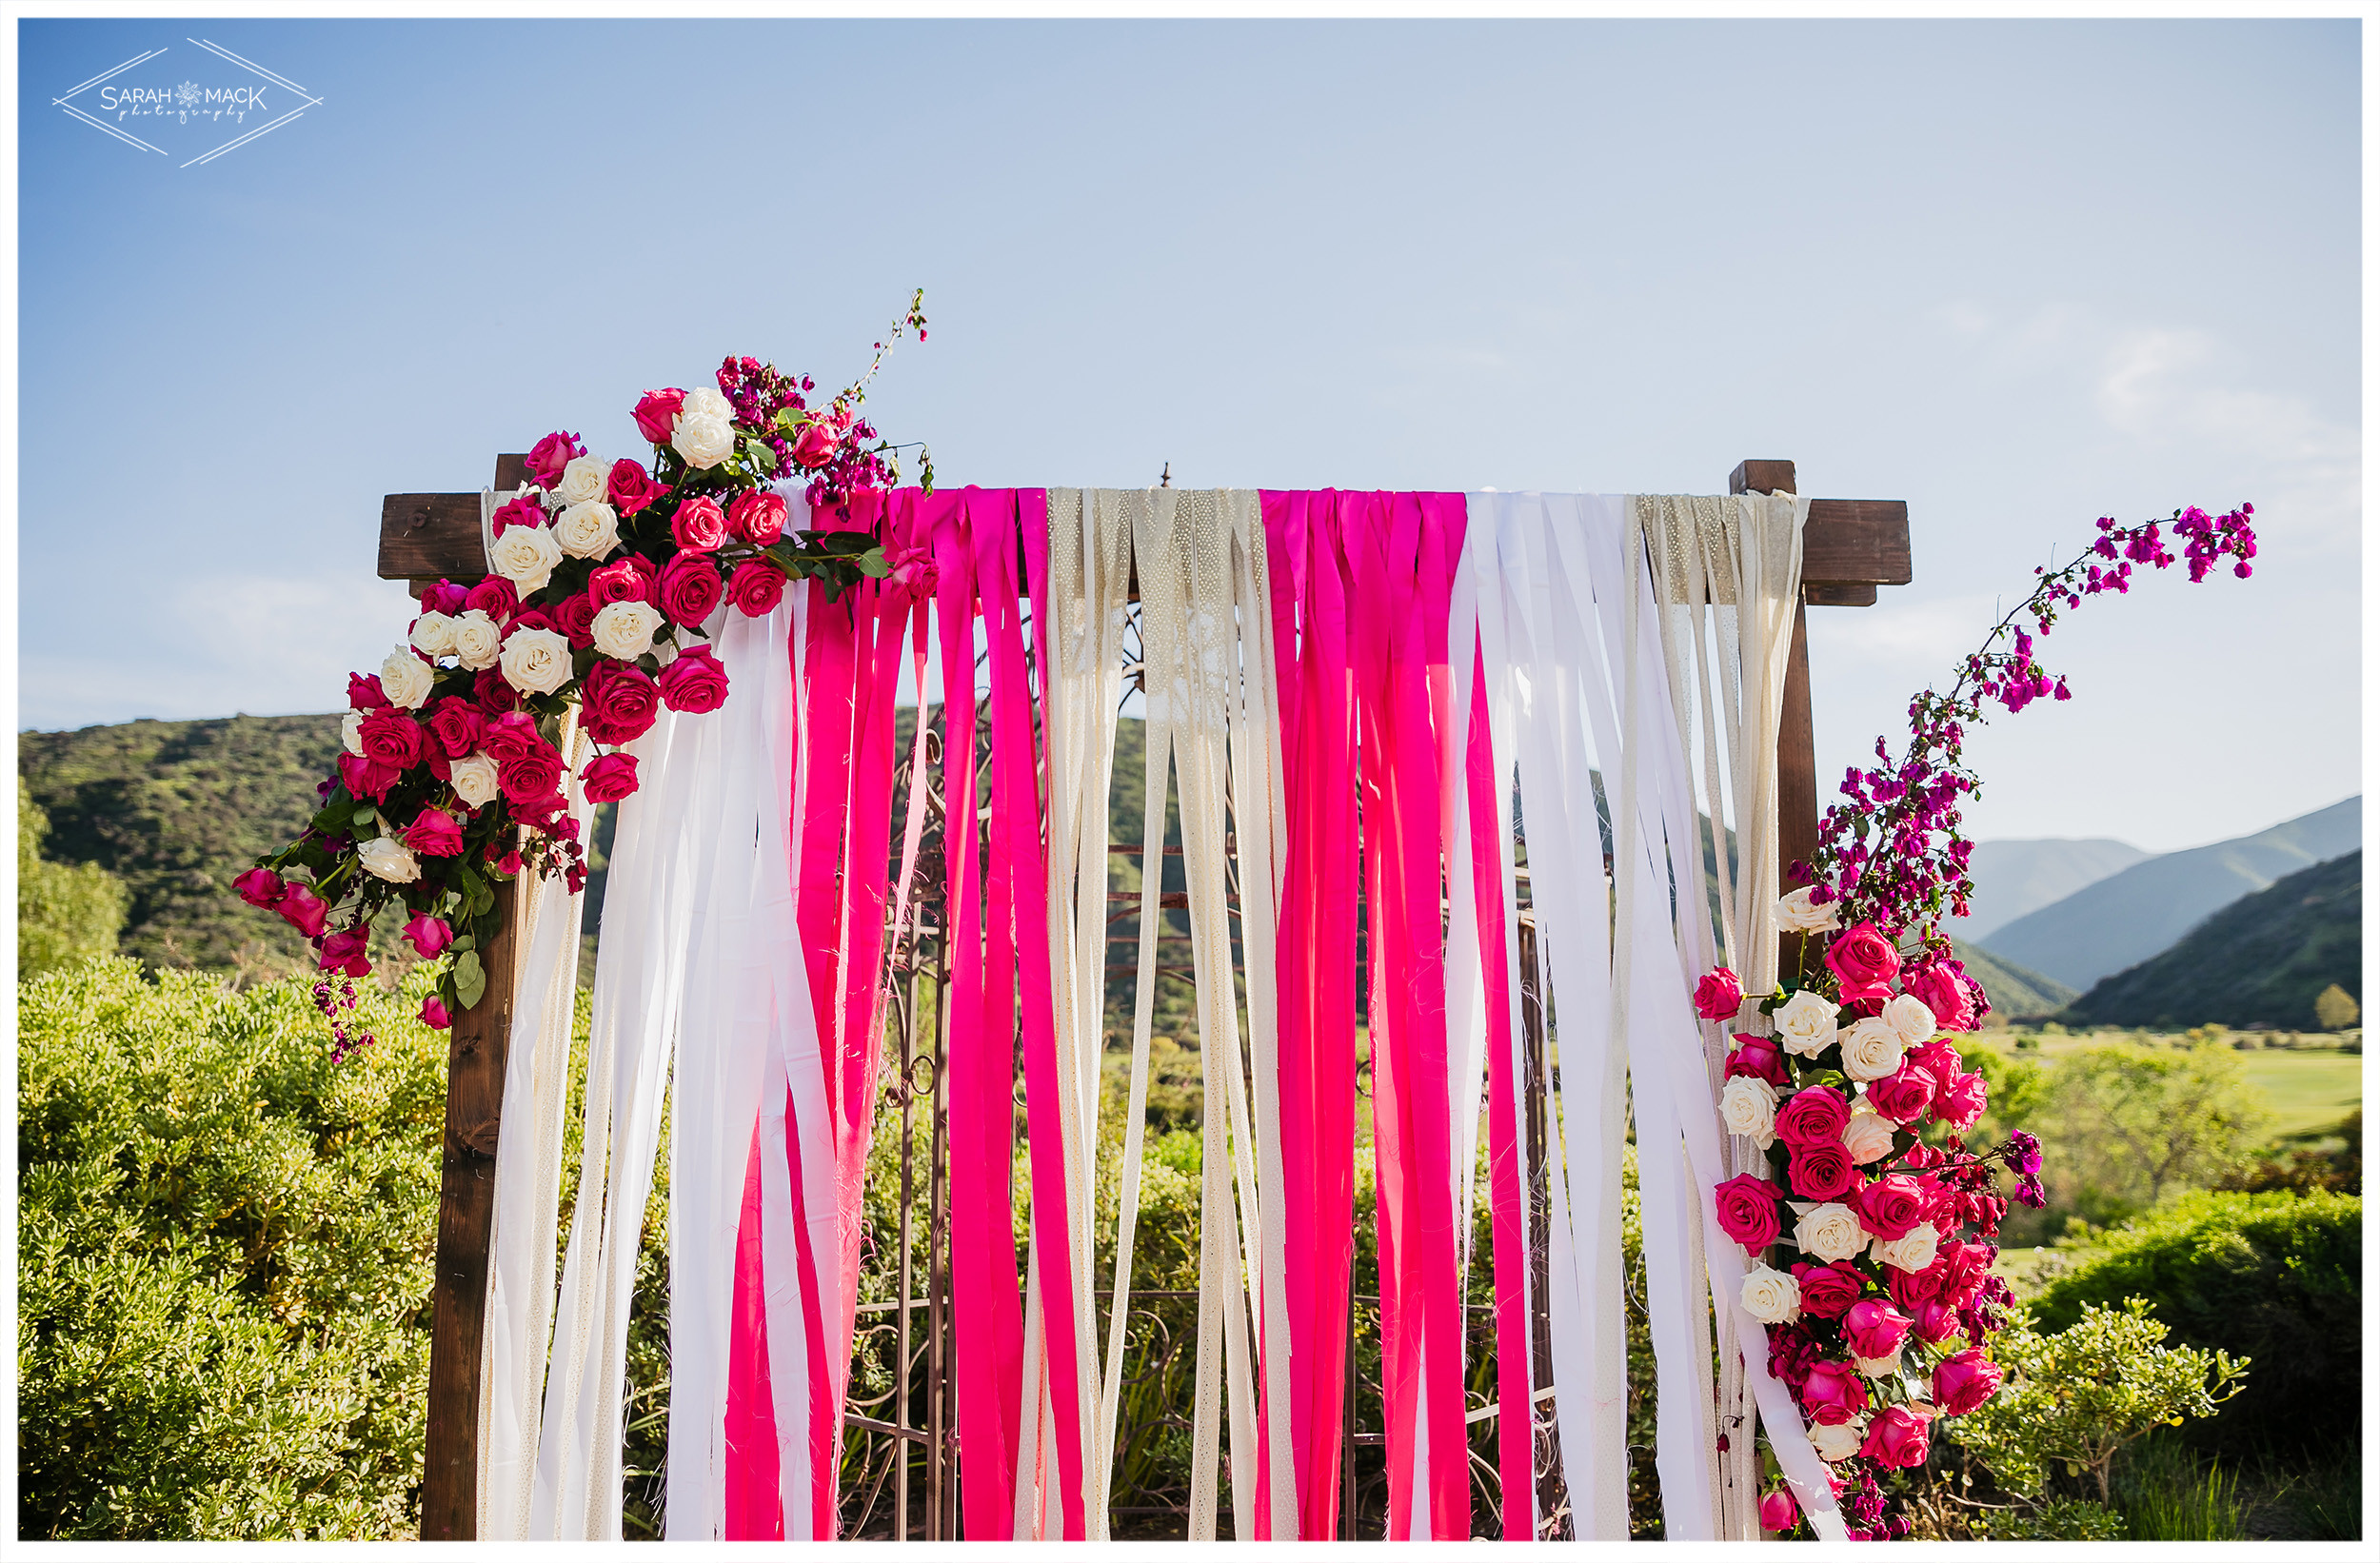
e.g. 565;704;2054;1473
1693;500;2259;1539
236;295;932;1051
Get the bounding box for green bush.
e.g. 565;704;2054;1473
2029;1189;2361;1457
19;799;129;978
1980;1496;2124;1540
18;959;446;1538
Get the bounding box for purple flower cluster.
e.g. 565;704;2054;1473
310;973;374;1063
1798;505;2259;982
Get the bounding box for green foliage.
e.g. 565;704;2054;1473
19;798;130;977
2063;850;2361;1030
2028;1188;2362;1457
18;714;345;975
2027;1041;2270;1233
18;960;446;1538
2313;981;2359;1030
1949;1298;2247;1506
2112;1431;2246;1540
1979;1495;2125;1540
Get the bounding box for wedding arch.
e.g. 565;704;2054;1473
358;443;1919;1543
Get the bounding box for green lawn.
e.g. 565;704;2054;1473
2236;1050;2363;1139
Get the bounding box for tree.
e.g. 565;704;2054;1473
2041;1043;2270;1219
1950;1298;2247;1506
19;800;129;978
2312;982;2358;1031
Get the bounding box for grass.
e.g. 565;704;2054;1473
2233;1050;2364;1139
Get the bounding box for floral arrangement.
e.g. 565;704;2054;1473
1694;504;2259;1539
235;296;931;1056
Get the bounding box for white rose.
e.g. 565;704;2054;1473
1810;1418;1866;1462
358;835;420;883
1838;1016;1908;1082
591;600;663;661
409;610;458;659
379;646;434;710
450;609;503;670
1841;1101;1899;1164
553;500;620;561
556;454;609;505
681;386;732;424
1774;989;1840;1058
341;711;366;757
1776;885;1843;935
489;520;565;593
1882;992;1938;1047
499;625;575;696
1738;1263;1802;1325
449;752;500;810
1855;1351;1903;1378
1874;1223;1941;1273
671;413;735;469
1719;1075;1778;1148
1793;1201;1866;1263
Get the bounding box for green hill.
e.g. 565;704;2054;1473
1951;939;2077;1023
2062;850;2363;1031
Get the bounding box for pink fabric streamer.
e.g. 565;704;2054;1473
1260;491;1473;1540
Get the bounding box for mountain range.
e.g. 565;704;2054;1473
1953;836;2151;944
1977;797;2362;992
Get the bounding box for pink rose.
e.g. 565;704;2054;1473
1712;1173;1782;1253
234;867;286;909
474;665;520;715
726;558;786;618
658;552;724;626
465;575;520;623
320;925;372;979
1842;1297;1914;1360
886;538;938;598
347;672;388;710
1934;1071;1990;1132
670;494;729;552
338;751;400;803
1888;1258;1945;1311
420;995;452;1030
1775;1086;1852;1149
1758;1490;1798;1534
540;592;590;650
1859;1403;1932;1469
1854;1173;1930;1241
582;751;641;803
728;488;787;546
357;708;427;769
1908;1038;1963;1093
274;882;328;938
1824;920;1901;1000
525;429;585;487
580;659;662;746
1725;1033;1792;1089
1866;1062;1938;1124
421;578;469;616
1905;959;1979;1031
1792;1262;1865;1319
1788;1142;1859;1201
788;419;839;470
427;697;486;761
490;492;548;536
632;388;684;445
403;913;455;959
587;555;658;609
658;644;730;714
504;608;558;640
1933;1349;2004;1416
1911;1299;1962;1345
483;711;543;760
609;458;666;517
404;809;466;858
1693;966;1745;1020
498;746;565;806
1797;1359;1868;1426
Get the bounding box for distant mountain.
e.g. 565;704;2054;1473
1954;837;2150;943
1950;939;2078;1023
1979;797;2362;992
2063;851;2363;1030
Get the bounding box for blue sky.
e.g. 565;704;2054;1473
15;16;2360;852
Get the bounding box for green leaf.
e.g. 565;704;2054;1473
352;805;377;829
453;950;486;1011
856;547;892;579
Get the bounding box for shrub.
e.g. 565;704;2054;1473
2313;982;2360;1030
1980;1496;2124;1540
19;799;129;978
18;960;446;1538
2028;1189;2361;1457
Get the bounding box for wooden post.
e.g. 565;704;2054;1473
413;454;526;1541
